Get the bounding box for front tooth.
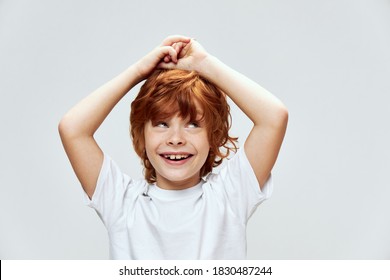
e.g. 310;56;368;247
169;155;175;160
175;155;181;159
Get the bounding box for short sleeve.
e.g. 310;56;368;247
82;153;133;228
208;147;273;222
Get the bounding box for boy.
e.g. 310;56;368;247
59;35;288;259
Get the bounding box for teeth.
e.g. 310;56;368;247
164;154;190;160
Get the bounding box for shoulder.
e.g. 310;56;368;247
89;153;147;203
205;147;273;199
201;148;273;221
207;148;253;181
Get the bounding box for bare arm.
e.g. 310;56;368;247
59;35;191;198
199;56;288;188
160;40;288;188
58;65;141;198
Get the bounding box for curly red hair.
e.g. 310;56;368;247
130;69;237;183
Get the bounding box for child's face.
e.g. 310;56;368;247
144;112;210;190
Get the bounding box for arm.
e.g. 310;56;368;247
160;39;288;189
58;35;191;198
201;56;288;188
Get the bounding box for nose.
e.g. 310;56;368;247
167;127;186;146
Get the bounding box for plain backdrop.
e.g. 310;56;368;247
1;0;389;259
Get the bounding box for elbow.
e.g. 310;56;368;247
252;103;288;131
58;113;95;141
58;114;79;140
273;103;289;130
280;104;289;126
58;115;71;140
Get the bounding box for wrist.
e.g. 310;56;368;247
128;62;147;85
195;55;222;81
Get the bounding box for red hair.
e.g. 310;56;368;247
130;69;237;183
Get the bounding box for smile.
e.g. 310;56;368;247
160;154;193;161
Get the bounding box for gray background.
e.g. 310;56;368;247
1;0;389;259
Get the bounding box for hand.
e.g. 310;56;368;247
135;35;191;81
158;38;210;73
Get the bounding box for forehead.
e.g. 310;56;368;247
149;98;205;121
154;112;205;122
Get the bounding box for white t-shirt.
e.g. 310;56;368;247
84;147;272;259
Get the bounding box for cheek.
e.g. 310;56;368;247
143;138;156;161
144;138;158;157
144;126;157;149
196;134;210;157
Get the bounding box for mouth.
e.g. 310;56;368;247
160;154;194;162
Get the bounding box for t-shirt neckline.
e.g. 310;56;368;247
150;180;204;200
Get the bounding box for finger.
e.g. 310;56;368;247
159;46;178;63
161;35;191;47
172;42;178;54
169;49;178;63
157;61;177;70
174;42;186;55
166;43;182;62
177;41;191;58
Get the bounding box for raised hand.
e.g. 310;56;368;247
134;35;191;81
158;38;210;73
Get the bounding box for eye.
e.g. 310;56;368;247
187;121;199;128
154;121;168;128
